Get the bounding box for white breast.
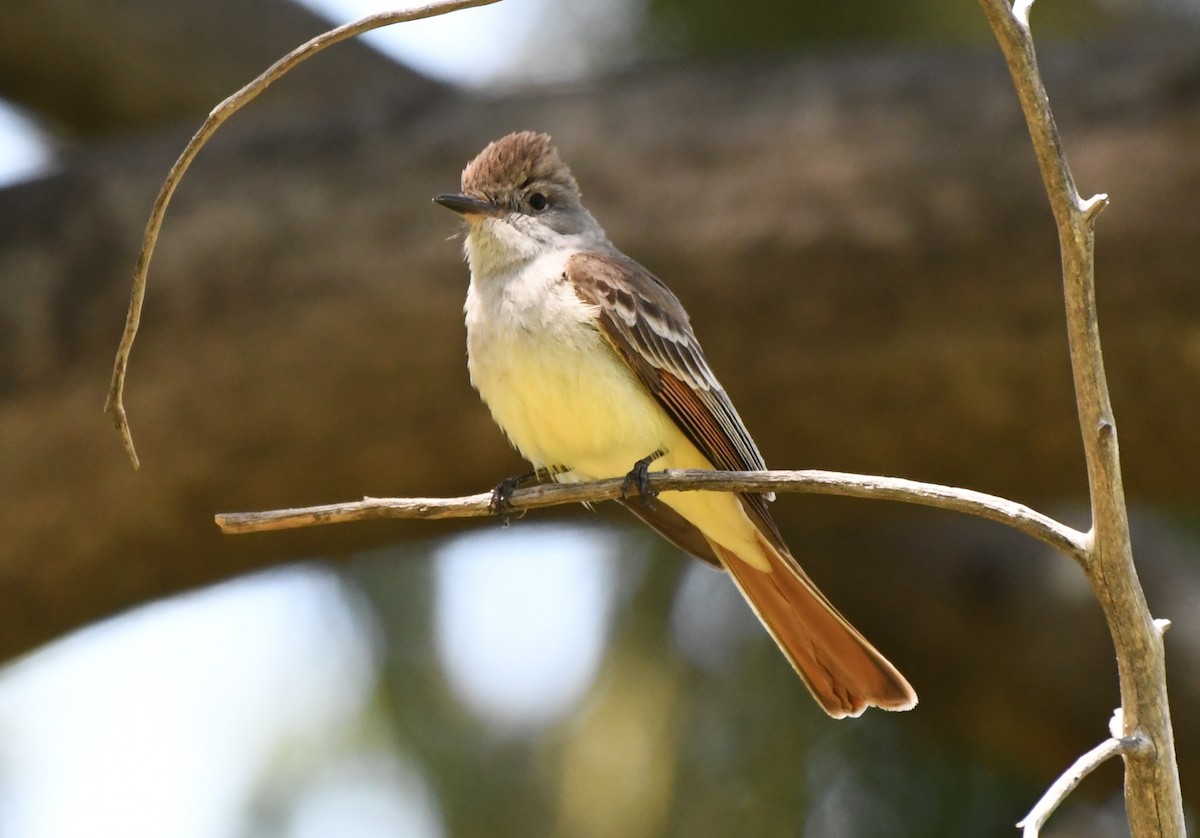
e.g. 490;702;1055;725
463;248;676;477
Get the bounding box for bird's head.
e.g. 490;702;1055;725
435;131;603;274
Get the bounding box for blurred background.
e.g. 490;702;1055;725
2;0;1199;835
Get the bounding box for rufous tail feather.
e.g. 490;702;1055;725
710;536;917;719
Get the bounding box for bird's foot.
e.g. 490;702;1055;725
621;450;664;508
489;469;554;526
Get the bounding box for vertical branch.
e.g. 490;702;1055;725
978;1;1183;836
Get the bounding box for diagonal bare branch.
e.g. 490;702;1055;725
1016;735;1145;837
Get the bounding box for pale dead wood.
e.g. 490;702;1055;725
103;0;502;468
216;469;1087;561
1016;734;1145;837
978;0;1183;834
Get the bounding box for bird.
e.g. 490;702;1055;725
434;131;916;718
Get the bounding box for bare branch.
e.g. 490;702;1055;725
103;0;502;469
1016;735;1141;837
215;468;1087;561
1018;709;1155;837
978;0;1183;834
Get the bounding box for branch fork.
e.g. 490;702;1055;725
979;0;1182;834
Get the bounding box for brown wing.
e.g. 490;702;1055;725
566;252;918;716
620;499;722;567
565;249;788;554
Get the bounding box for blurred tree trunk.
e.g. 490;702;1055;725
2;5;1198;799
0;0;426;137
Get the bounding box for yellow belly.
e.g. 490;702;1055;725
467;322;770;571
469;314;673;475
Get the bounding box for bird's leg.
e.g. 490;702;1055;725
621;449;665;508
489;468;555;525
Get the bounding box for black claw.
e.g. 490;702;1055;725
489;476;525;525
621;450;664;508
489;469;555;526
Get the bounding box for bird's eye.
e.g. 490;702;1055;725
527;192;548;211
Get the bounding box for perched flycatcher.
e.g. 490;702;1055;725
435;131;915;718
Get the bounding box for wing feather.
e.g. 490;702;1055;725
566;251;766;467
565;249;784;548
564;252;916;715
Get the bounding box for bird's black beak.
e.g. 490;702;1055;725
433;193;504;217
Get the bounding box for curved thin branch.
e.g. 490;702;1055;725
215;468;1087;562
103;0;502;469
1016;734;1145;838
